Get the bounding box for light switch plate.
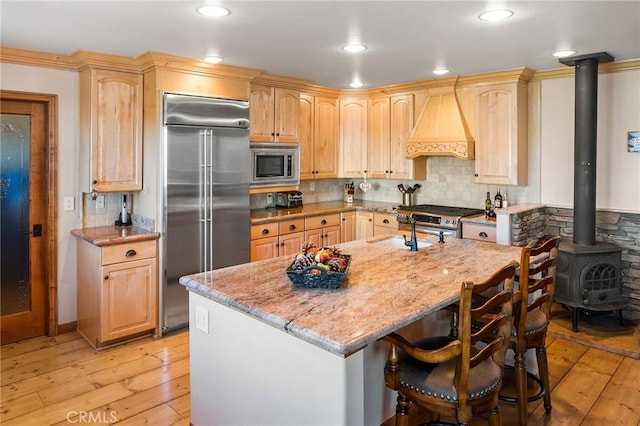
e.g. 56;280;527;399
195;305;209;334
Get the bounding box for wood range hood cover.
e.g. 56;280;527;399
406;77;474;160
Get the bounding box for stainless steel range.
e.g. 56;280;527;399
396;204;484;240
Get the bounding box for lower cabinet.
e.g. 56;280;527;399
77;238;158;349
355;211;374;240
250;220;305;261
340;211;356;242
461;222;497;243
373;212;398;236
305;214;340;247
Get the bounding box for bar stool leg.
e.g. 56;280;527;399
536;346;552;413
395;392;411;426
514;350;528;426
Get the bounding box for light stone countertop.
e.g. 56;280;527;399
495;203;546;215
71;226;160;246
180;235;522;356
250;200;399;224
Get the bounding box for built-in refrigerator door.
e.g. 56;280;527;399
163;125;250;333
164;126;203;332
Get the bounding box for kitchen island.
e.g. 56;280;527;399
180;235;522;425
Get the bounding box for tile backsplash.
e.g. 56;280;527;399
81;192;154;231
251;157;531;210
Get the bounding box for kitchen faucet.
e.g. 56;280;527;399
403;217;419;252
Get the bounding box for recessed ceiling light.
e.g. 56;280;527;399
342;44;367;53
553;50;577;58
432;68;449;75
197;5;230;17
478;9;513;21
203;55;224;64
349;80;364;88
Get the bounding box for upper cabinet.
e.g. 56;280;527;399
79;68;143;193
368;94;423;180
250;85;299;143
339;98;368;178
474;81;528;185
299;94;338;180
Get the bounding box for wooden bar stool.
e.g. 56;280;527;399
383;261;517;426
501;236;560;425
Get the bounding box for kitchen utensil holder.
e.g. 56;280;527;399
402;193;414;206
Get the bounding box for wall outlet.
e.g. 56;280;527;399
63;196;75;211
96;195;105;209
195;305;209;334
266;193;274;207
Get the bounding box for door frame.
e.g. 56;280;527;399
1;90;58;337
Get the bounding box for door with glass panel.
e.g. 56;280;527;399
0;99;47;344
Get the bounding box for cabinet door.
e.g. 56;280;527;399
101;258;156;342
251;236;278;261
323;225;341;246
373;213;398;236
304;228;323;248
249;85;275;142
389;94;417;180
274;88;300;143
313;97;339;179
368;97;391;179
474;82;527;185
87;69;143;192
339;98;368;178
355;211;374;240
279;232;305;257
299;94;315;180
340;211;356;243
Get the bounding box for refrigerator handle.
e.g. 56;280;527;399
208;130;214;272
199;129;207;273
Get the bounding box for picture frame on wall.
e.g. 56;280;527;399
628;131;640;152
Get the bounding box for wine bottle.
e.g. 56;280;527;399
485;192;492;217
494;189;503;209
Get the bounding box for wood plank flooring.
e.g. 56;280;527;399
2;330;639;425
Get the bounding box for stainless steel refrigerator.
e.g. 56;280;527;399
161;93;250;333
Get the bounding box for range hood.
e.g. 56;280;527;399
406;77;474;160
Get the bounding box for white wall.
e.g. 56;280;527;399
541;69;640;213
1;62;80;324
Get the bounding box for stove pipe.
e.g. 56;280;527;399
558;52;614;245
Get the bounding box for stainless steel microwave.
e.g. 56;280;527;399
250;143;300;187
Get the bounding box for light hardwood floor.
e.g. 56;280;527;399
1;329;639;425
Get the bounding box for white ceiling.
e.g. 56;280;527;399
1;1;639;88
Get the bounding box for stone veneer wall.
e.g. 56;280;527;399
509;207;548;247
544;207;640;320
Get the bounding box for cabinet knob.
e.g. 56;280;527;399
474;173;479;177
321;219;327;225
289;224;296;231
262;229;270;235
104;275;109;280
125;249;137;257
276;133;280;136
93;180;98;185
389;170;393;174
383;219;390;224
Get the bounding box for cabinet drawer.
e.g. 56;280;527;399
251;222;279;240
278;218;305;235
102;240;157;265
462;223;496;243
373;213;398;229
305;214;340;229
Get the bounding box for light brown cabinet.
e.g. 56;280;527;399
474;81;528;185
373;212;398;236
355;211;374;240
368;95;421;180
339;98;368;178
300;94;339;180
340;211;356;243
250;85;299;143
305;214;340;247
79;68;143;193
250;219;305;261
76;238;157;348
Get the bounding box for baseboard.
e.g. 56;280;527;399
57;321;77;335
